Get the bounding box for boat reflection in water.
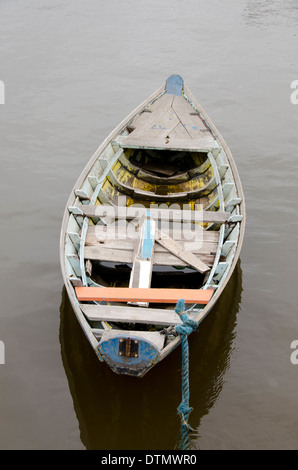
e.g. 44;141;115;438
59;261;242;450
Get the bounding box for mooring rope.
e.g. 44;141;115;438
174;299;199;450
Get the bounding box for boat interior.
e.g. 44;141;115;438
82;145;222;307
65;89;243;339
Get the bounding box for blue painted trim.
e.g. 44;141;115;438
166;75;184;96
141;212;154;259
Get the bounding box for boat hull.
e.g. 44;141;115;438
60;75;245;377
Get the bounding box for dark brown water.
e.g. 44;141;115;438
1;0;298;450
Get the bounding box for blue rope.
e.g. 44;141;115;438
174;299;199;450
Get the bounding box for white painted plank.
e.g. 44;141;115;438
66;254;81;277
222;240;235;257
225;197;242;212
222;182;234;199
88;175;99;190
67;231;81;250
129;215;156;306
213;261;229;282
74;189;90;200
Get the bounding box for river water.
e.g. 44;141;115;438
0;0;298;450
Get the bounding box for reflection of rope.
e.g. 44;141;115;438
175;299;199;450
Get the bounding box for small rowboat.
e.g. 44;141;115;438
60;75;245;378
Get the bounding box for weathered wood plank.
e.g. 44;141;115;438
131;107;180;142
75;286;214;304
69;276;83;287
78;204;230;224
83;245;219;266
81;304;183;326
117;135;219;152
132;188;190;201
156;230;210;274
119;94;217;151
85;228;219;255
168;121;192;141
171;95;212;140
127;93;174;135
86;224;219;244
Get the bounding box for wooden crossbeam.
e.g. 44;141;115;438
75;204;231;224
86;224;219;245
81;304;183;326
75;287;214;304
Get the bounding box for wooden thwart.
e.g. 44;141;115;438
117;136;218;153
86;224;219;245
75;286;214;304
81;304;183;326
76;204;231;224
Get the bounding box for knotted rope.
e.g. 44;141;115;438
174;299;199;450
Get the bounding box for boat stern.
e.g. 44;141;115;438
96;330;165;377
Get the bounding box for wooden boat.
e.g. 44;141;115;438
60;75;245;378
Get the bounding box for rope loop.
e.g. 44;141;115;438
174;299;199;450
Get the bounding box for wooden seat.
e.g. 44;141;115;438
74;203;231;224
75;286;214;304
81;304;183;326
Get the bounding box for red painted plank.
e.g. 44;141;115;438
75;287;214;304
